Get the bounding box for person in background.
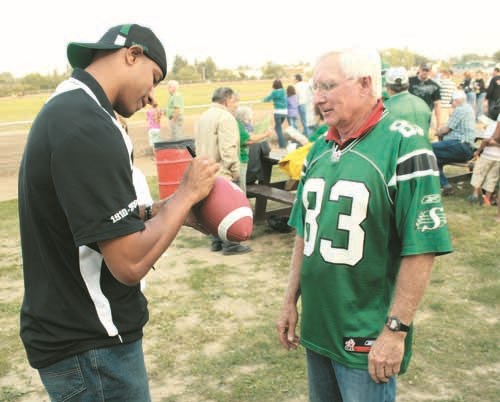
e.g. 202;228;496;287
294;74;310;136
461;70;476;109
263;79;288;149
384;66;431;136
246;141;271;185
195;87;251;255
307;105;328;142
438;69;456;126
433;90;476;195
146;101;162;155
473;70;487;121
409;62;441;134
467;114;500;206
486;64;500;120
17;23;218;401
234;105;273;194
276;46;452;402
487;118;500;222
166;80;184;139
286;85;299;130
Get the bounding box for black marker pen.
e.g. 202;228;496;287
186;145;196;158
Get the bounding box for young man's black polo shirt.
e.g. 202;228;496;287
18;69;147;369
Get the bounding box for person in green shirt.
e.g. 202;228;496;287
234;105;273;194
166;80;184;139
384;66;431;138
263;79;288;149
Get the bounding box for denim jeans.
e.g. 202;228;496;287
306;348;396;402
38;339;151;402
475;92;486;119
466;91;476;109
431;140;474;187
298;104;310;136
287;116;298;129
274;113;287;148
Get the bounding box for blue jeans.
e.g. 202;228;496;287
306;349;396;402
298;104;310;136
475;92;486;119
431;140;474;187
466;91;476;109
287;116;298;129
274;113;287;148
38;339;151;402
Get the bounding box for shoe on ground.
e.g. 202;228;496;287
441;185;454;196
482;195;492;207
222;244;251;256
466;194;481;204
211;242;222;252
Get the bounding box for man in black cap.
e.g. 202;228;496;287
18;24;218;401
409;63;442;134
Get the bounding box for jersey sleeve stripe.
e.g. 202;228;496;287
395;148;439;182
397;149;439;177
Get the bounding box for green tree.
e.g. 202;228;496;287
0;72;15;84
176;66;201;82
493;50;500;63
204;57;217;80
194;57;217;81
171;55;189;77
214;69;239;81
261;62;285;79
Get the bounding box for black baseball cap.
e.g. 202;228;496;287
67;24;167;79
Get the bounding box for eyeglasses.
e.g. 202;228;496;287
312;78;354;95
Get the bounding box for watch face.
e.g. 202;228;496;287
389;320;398;330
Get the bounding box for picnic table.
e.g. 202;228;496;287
245;152;472;223
246;150;297;222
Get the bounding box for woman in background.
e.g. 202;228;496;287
263;79;287;149
286;85;299;130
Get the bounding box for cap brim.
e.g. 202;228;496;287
67;42;123;69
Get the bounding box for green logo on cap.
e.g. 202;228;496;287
120;24;131;35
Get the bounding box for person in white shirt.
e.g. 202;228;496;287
467;114;500;206
294;74;311;136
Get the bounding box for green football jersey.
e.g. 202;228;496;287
289;111;453;373
384;91;432;138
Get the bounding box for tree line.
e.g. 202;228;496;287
1;49;499;97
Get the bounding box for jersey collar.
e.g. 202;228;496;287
71;68;115;117
325;100;384;148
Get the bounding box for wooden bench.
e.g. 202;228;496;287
246;184;296;205
446;162;473;184
247;182;297;222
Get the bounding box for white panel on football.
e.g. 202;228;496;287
217;207;253;242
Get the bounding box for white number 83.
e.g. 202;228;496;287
303;179;369;266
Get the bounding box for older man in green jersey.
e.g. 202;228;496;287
276;48;453;402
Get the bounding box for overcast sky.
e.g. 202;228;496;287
2;0;497;77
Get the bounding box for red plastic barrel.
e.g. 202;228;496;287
154;139;194;198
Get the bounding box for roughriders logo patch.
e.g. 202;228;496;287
344;337;375;353
416;207;447;232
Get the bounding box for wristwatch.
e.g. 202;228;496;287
385;316;410;332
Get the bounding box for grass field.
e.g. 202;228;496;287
0;79;278;124
0;175;499;401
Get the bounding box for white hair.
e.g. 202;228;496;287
167;80;179;89
235;106;253;124
315;47;382;99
